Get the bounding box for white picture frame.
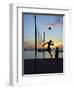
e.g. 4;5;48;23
9;3;71;86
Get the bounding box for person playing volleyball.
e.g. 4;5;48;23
43;40;54;58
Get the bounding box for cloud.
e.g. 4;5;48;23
43;18;63;29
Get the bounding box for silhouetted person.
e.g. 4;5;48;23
55;47;59;59
43;40;54;58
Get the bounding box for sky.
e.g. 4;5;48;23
23;14;63;49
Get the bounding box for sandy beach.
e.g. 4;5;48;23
24;58;63;74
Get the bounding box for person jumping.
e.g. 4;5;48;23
43;40;54;58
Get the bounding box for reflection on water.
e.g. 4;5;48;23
24;49;63;59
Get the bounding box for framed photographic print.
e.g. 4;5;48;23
23;12;63;74
9;3;71;86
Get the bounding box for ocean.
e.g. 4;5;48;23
24;48;63;59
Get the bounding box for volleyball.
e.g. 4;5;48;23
48;27;51;30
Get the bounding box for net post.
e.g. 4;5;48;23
43;32;45;59
34;14;37;73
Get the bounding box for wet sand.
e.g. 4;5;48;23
24;58;63;74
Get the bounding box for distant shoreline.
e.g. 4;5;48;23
24;48;63;52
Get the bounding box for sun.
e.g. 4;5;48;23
43;42;63;49
53;42;63;48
